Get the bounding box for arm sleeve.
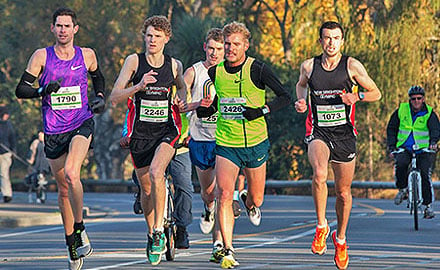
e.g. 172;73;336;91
122;109;129;137
386;110;400;150
89;66;105;97
251;61;292;112
428;110;440;145
196;95;218;118
16;71;40;98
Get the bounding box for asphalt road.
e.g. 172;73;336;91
1;192;439;270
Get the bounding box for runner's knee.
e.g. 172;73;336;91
335;189;352;203
148;167;165;183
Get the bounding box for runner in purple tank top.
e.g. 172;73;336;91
15;7;106;270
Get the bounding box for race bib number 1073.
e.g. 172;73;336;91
316;104;347;127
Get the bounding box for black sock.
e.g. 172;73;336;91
74;221;85;232
65;233;75;246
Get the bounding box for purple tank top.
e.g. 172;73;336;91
39;46;93;134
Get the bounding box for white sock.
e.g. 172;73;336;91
154;227;164;233
233;190;239;200
213;240;223;248
317;219;327;228
336;235;346;245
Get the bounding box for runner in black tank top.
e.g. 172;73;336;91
307;54;357;139
131;54;180;140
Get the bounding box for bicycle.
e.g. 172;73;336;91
163;176;176;261
392;147;436;230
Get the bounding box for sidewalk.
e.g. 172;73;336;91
0;192;107;229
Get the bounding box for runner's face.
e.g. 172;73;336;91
224;33;249;66
144;26;169;55
204;39;224;66
320;28;344;57
51;15;78;45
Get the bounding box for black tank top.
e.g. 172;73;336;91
131;54;177;139
306;54;358;138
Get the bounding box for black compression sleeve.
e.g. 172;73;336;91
16;71;40;98
89;67;105;98
250;61;292;112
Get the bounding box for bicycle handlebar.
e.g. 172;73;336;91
391;148;437;155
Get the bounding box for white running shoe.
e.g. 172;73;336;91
75;229;92;257
240;190;261;226
200;204;215;234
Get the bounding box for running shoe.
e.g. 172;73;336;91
146;235;161;266
220;248;239;269
67;244;83;270
209;242;225;263
200;204;215;234
151;229;167;255
311;223;330;255
394;188;408;205
332;231;349;270
74;229;92;257
424;204;435;219
240;190;261;226
133;190;143;214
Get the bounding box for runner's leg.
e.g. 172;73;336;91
216;156;239;249
331;159;355;239
308;140;331;226
243;163;266;209
136;166;154;234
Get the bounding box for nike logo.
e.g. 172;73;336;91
234;79;244;83
257;155;265;162
71;65;82;70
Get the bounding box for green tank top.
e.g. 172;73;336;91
214;57;268;147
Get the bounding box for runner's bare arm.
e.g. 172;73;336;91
110;54;157;105
348;57;381;102
295;59;312;113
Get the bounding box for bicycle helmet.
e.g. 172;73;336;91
408;85;425;96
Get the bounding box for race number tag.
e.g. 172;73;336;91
220;97;246;120
316;104;347;127
201;112;218;127
50;86;82;110
140;99;168;123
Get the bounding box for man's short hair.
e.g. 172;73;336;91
142;15;172;37
206;28;224;43
0;106;8;118
319;21;344;39
52;7;77;26
222;21;251;40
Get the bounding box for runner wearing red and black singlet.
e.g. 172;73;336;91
129;53;182;168
305;54;358;163
295;21;381;270
109;15;186;266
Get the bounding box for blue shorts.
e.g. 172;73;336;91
188;139;216;170
215;139;270;169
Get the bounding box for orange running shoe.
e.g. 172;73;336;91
331;231;349;270
311;223;330;255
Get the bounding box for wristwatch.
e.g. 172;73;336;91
358;92;365;101
262;105;270;115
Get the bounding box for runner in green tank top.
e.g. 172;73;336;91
196;22;291;269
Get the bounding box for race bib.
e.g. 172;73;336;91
316;104;347;127
50;86;82;110
201;112;218;127
140;99;168;123
220;97;246;120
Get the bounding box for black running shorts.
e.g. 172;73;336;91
44;118;94;159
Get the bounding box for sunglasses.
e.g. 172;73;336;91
410;97;423;101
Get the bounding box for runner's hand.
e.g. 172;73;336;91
199;94;213;107
136;70;158;91
341;92;358;105
242;105;269;121
295;98;307;113
38;78;62;96
91;95;105;113
174;96;187;112
429;144;438;152
119;136;130;149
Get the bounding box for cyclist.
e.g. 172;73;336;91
26;131;51;203
15;7;105;270
295;21;381;270
109;15;186;266
386;85;439;219
183;28;225;262
197;22;291;268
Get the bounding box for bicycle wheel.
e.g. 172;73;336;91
165;187;176;261
412;173;419;231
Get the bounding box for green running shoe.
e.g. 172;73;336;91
151;230;167;255
209;243;225;263
146;235;162;266
220;248;239;269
